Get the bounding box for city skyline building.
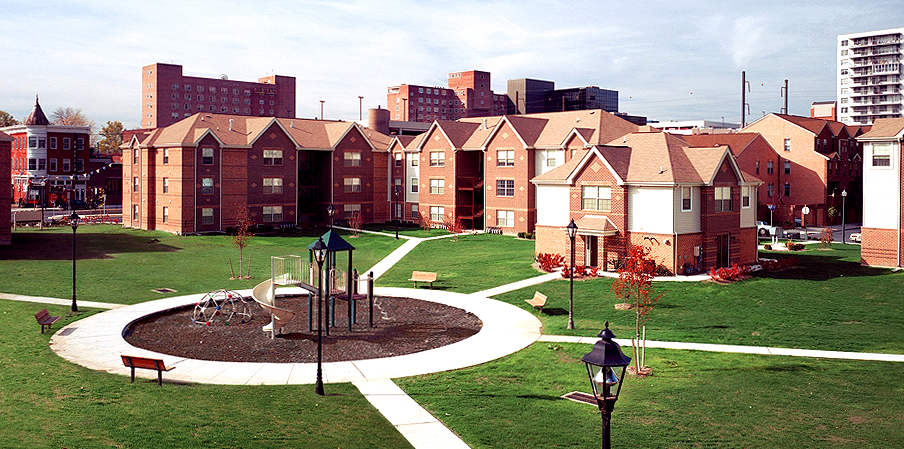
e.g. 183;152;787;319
837;27;904;125
141;63;296;129
386;70;508;123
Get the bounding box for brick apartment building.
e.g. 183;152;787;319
0;130;11;245
742;114;867;226
123;114;391;234
386;70;510;122
1;97;101;208
395;109;639;234
533;130;760;274
857;118;904;268
141;63;296;129
681;133;780;222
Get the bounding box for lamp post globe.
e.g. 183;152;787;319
582;322;631;449
394;186;400;239
69;212;80;312
566;219;578;330
327;203;336;230
841;190;847;244
311;236;328;396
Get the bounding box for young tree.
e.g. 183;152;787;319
349;211;364;236
0;110;18;127
610;244;663;374
231;207;254;280
450;216;463;242
97;121;124;155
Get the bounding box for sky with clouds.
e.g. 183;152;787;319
1;0;901;131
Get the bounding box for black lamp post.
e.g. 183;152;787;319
841;189;847;244
311;236;328;396
394;186;400;239
566;219;578;330
69;212;80;312
582;322;632;449
327;203;336;230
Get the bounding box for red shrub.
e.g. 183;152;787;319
535;253;565;272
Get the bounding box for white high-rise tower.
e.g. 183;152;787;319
837;27;904;125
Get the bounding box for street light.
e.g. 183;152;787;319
311;236;328;396
327;203;336;230
394;186;400;240
566;219;578;330
582;322;632;449
69;212;80;312
841;189;847;244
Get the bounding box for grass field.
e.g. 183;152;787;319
0;225;403;304
0;300;412;449
375;233;539;293
492;243;904;353
397;342;904;448
4;226;904;447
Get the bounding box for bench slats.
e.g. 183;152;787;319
525;292;548;312
34;309;60;333
409;271;438;288
121;355;173;385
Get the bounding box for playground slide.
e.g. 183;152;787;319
251;279;295;334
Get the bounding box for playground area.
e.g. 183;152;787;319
124;294;481;363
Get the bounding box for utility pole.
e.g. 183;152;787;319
781;79;789;114
358;96;364;121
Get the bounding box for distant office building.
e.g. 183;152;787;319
386;70;509;123
507;78;555;114
507;79;618;114
837;27;904;125
810;101;837;121
141;63;296;129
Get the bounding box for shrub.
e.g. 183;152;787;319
655;264;673;277
535;253;565;272
764;244;772;251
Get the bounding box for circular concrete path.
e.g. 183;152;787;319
50;287;542;385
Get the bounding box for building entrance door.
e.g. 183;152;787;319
584;235;598;267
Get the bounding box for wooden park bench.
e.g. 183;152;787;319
34;308;60;333
525;291;548;313
409;271;438;289
121;355;174;386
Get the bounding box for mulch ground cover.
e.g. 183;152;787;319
124;295;482;363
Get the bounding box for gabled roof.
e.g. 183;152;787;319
771;113;830;136
532;131;743;187
421;120;483;150
138;113;374;151
680;133;768;157
858;118;904;140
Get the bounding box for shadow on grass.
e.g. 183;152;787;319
755;252;893;281
541;307;569;316
1;232;180;261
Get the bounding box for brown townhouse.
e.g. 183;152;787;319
123;113;390;234
742;114;867;226
533;130;760;274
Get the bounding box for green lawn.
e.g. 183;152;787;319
398;342;904;448
375;233;540;293
5;226;904;447
0;225;403;304
493;244;904;353
0;300;412;449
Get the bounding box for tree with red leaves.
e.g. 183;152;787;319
610;244;663;373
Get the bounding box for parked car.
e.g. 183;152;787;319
756;221;779;236
70;200;89;210
849;232;861;243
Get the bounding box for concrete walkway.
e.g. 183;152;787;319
0;292;127;310
539;335;904;362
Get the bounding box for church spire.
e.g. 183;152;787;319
23;94;50;126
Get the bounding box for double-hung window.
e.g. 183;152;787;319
496;180;514;197
430;179;444;194
714;186;732;212
429;151;445;167
872;142;891;167
264;177;283;194
582;186;611;211
497;150;514;167
263;149;283;166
